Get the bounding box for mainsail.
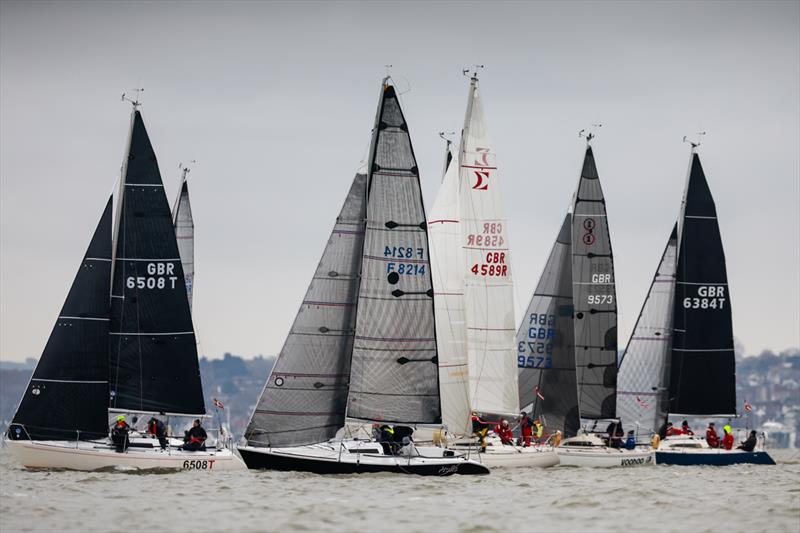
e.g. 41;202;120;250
669;152;735;416
109;110;204;416
517;214;580;437
172;168;194;311
459;76;519;418
347;81;440;424
617;225;678;433
10;198;113;441
571;146;618;420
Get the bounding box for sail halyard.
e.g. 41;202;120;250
668;150;736;416
109;110;205;417
346;79;441;425
9;197;113;441
459;76;519;420
570;144;618;421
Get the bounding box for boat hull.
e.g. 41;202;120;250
238;444;489;476
556;446;655;468
5;439;245;471
656;449;776;466
462;445;560;468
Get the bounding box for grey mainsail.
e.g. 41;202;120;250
617;225;677;433
517;214;580;436
172;169;194;311
346;81;440;424
571;146;618;420
244;172;367;447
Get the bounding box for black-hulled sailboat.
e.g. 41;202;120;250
517;136;654;467
617;143;774;465
5;103;243;470
238;78;488;475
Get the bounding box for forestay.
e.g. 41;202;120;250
571;146;618;420
517;214;580;437
10;198;113;441
617;225;677;433
669;152;735;416
172;173;194;311
459;77;519;418
347;81;441;424
109;110;205;416
245;172;367;447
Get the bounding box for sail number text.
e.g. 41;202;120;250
471;252;508;277
126;262;180;290
518;313;555;368
466;222;505;248
384;246;426;276
683;285;726;310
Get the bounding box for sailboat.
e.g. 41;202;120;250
518;136;653;467
237;78;489;476
428;72;558;468
5;102;243;471
617;144;775;466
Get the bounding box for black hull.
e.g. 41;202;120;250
239;448;489;476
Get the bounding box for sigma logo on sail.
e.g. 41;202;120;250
125;262;180;290
683;285;726;310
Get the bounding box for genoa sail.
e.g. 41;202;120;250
459;77;519;418
244;171;367;447
571;146;618;420
669;152;736;416
617;224;677;433
109;110;205;416
10;197;113;441
347;80;441;424
517;214;580;437
172;171;194;311
430;145;471;435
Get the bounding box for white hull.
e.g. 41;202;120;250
474;445;560;468
6;438;245;471
556;445;654;467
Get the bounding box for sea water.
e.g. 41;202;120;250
1;448;798;532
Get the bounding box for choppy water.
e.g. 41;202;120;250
1;447;798;532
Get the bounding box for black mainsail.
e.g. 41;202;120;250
571;146;618;420
109;110;204;416
347;81;440;424
517;214;580;437
10;197;113;441
669;152;736;416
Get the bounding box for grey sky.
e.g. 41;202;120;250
1;0;798;362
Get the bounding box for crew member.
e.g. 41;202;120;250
518;412;533;447
472;412;490;452
738;430;758;452
624;430;637;450
722;425;734;450
533;419;544;444
147;417;168;449
665;422;681;436
606;419;624;448
681;420;694;435
183;419;207;451
111;415;130;453
494;419;514;445
705;422;720;448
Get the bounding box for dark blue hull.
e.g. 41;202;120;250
656;450;776;466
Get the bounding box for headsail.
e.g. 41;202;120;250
430;144;471;435
10;197;113;441
244;171;367;447
517;214;580;436
172;169;194;311
617;225;677;433
669;152;735;416
459;76;519;418
109;110;205;416
571;146;618;420
347;80;440;424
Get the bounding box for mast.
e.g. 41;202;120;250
458;70;519;419
668;142;736;416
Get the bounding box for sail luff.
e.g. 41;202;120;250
10;197;113;441
459;76;519;418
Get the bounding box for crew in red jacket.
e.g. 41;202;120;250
722;425;734;450
518;412;533;447
665;422;682;436
705;422;720;448
494;419;514;445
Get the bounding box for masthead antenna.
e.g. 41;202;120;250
578;123;602;143
462;64;485;80
683;131;706;151
178;160;197;180
121;88;144;109
439;131;455;144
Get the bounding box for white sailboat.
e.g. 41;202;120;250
5;100;243;471
429;71;558;468
237;78;489;476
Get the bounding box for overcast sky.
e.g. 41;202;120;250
1;0;798;363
